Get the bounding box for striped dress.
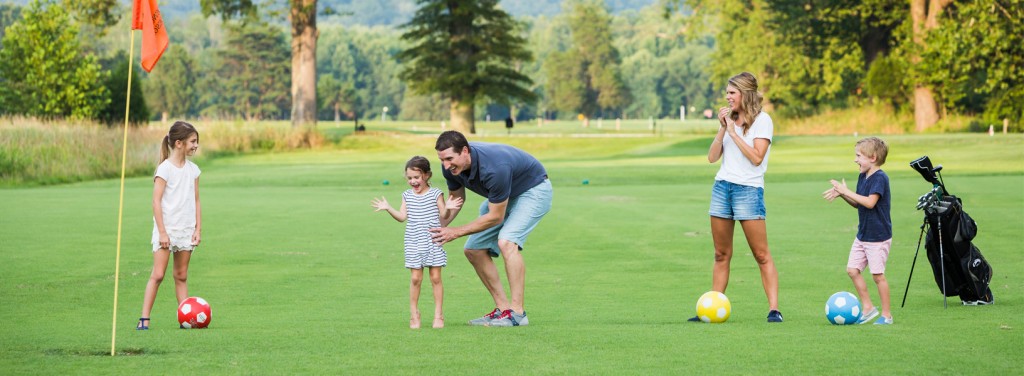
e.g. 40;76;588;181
402;187;447;268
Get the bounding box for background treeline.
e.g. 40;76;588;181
0;0;1020;131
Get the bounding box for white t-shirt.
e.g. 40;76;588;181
714;111;773;188
152;159;201;250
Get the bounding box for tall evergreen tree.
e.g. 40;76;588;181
398;0;537;134
213;21;291;121
544;0;630;123
201;0;318;129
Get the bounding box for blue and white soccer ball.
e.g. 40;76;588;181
825;291;862;325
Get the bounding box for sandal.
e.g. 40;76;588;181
432;316;444;329
136;317;150;330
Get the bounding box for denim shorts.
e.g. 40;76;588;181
465;179;553;257
709;180;766;220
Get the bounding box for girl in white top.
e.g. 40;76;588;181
137;121;202;330
372;156;462;329
697;72;783;323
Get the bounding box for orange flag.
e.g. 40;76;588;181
132;0;169;72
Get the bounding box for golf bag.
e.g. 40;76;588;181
903;156;994;307
922;194;994;304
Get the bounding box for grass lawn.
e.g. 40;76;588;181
1;132;1022;374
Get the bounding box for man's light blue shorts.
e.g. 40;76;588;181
709;180;766;220
465;179;552;257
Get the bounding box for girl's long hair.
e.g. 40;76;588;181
160;121;199;164
728;72;764;135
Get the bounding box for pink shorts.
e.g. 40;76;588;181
847;238;891;274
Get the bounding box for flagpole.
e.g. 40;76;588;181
111;27;136;357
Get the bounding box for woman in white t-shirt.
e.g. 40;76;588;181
137;121;203;330
691;72;783;323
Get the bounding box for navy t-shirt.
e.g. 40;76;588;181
856;170;892;242
442;142;547;203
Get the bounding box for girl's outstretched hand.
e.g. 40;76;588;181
445;196;463;211
371;197;391;212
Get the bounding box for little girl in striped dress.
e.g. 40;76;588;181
372;156;462;328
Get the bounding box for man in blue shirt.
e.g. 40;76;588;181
430;131;553;327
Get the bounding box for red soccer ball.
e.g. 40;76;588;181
177;297;212;329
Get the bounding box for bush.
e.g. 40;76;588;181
865;55;907;109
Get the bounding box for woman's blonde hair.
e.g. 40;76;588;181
728;72;764;134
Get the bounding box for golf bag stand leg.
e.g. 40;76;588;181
901;219;929;308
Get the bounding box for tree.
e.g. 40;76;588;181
97;53;150;126
289;0;318;128
66;0;120;32
0;0;108;119
544;0;630;123
201;0;318;129
908;0;952;131
317;25;406;122
914;0;1023;129
615;5;715;119
317;74;358;123
398;0;537;134
0;4;22;47
146;44;198;122
212;21;291;121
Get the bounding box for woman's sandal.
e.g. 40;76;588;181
432;316;444;329
136;317;150;330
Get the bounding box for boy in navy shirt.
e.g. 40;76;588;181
823;137;893;325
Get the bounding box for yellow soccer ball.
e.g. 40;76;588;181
696;291;731;323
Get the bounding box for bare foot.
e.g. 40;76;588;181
410;312;421;329
432;316;444;329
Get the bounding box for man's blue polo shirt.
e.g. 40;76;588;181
442;142;547;204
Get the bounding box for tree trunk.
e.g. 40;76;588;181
913;86;940;132
909;0;951;132
290;0;318;129
450;99;475;134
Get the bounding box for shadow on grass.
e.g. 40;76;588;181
44;347;166;357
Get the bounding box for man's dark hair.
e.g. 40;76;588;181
435;130;469;153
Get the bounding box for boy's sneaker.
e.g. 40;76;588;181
857;307;879;324
468;308;502;326
873;316;893;325
487;309;528;327
767;310;784;323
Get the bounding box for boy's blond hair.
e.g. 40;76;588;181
856;137;888;166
